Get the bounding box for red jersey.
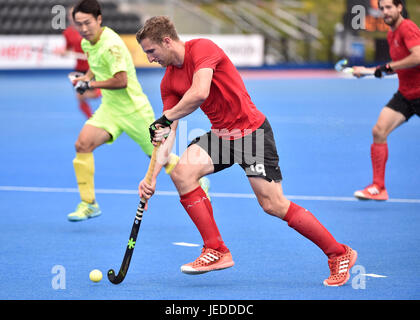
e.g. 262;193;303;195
387;19;420;100
62;25;89;72
161;39;265;139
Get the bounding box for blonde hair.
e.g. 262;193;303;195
136;16;179;44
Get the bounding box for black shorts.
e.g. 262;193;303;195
387;91;420;121
188;118;282;182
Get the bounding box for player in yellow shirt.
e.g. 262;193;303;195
68;0;210;221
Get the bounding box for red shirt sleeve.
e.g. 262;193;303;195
190;39;221;72
402;20;420;50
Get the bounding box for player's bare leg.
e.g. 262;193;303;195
373;106;406;144
354;106;406;200
248;177;289;218
75;124;111;153
171;144;214;195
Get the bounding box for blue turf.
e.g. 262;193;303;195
0;70;419;300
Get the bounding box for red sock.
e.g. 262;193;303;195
371;143;388;189
284;202;345;259
79;101;92;119
180;186;228;252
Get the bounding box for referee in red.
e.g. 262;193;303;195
353;0;420;201
136;16;357;287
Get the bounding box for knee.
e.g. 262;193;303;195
171;163;205;194
170;165;183;184
75;138;94;153
260;199;276;216
170;164;194;186
372;124;387;142
258;195;289;219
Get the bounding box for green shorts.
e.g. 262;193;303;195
86;103;155;156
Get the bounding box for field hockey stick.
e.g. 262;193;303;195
107;143;160;285
335;58;375;77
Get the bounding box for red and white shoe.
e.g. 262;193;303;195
354;184;389;201
181;247;234;275
323;245;358;287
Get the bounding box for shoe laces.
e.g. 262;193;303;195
75;201;87;210
77;201;95;215
366;184;380;195
327;259;340;275
327;248;351;277
192;247;223;267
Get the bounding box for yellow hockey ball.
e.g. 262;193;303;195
89;269;103;282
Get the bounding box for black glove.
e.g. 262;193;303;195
149;114;173;142
374;63;393;78
75;80;91;94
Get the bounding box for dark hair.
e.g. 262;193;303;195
378;0;404;8
378;0;408;18
72;0;102;20
136;16;179;44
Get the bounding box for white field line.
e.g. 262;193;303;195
361;273;387;278
172;242;200;247
0;185;419;203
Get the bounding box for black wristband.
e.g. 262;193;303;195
384;63;393;73
374;63;393;78
152;114;173;129
149;114;173;142
75;80;91;94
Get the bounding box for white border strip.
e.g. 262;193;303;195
0;185;419;204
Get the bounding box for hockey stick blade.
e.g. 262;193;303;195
107;200;145;284
334;58;349;72
107;143;160;285
334;58;375;77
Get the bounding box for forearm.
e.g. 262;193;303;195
152;121;178;180
164;88;206;121
90;71;127;90
163;68;212;121
90;78;126;90
389;52;420;71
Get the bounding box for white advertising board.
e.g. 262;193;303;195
0;35;74;69
181;34;264;67
0;34;264;69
